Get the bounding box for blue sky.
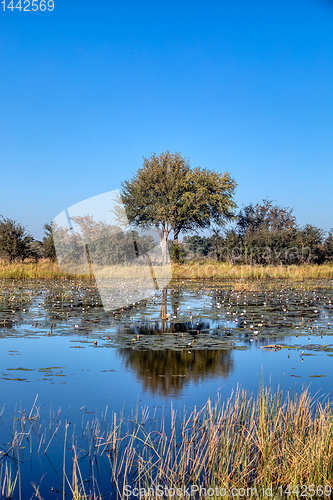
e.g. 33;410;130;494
1;0;332;239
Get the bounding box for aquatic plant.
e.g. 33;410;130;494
1;388;333;499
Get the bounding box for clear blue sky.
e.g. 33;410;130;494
1;0;332;239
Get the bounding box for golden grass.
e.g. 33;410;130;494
112;387;333;499
172;261;333;280
0;259;89;279
2;387;333;499
0;259;332;280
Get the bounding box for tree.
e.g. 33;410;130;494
28;240;43;262
43;223;57;261
211;229;243;263
236;200;298;265
237;199;296;236
324;229;333;262
70;215;156;267
169;242;186;264
184;235;211;258
297;224;325;264
0;216;32;263
120;151;237;262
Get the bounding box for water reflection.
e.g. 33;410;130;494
1;278;333;500
119;318;230;335
0;279;332;346
117;348;234;395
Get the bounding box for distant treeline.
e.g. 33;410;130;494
0;216;154;266
0;200;332;266
176;200;333;265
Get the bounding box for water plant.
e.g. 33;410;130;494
1;387;333;499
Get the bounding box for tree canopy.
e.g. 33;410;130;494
120;151;237;261
237;199;297;235
181;199;333;266
0;216;33;263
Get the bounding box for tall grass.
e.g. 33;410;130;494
1;388;333;499
107;387;333;498
172;262;333;280
0;260;90;279
1;259;333;280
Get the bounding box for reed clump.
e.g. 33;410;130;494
108;387;333;499
1;388;333;499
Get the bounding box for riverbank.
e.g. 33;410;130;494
172;261;333;279
1;259;333;280
0;259;89;279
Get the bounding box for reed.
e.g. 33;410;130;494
0;463;19;500
107;387;333;499
1;388;333;499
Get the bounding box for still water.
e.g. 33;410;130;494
0;278;332;498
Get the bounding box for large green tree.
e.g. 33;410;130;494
120;151;237;262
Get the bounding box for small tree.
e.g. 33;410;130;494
236;200;298;265
183;235;211;258
28;240;43;262
297;224;325;264
120;151;237;263
237;199;296;235
212;229;243;264
0;216;32;263
43;223;57;261
324;229;333;262
169;242;186;264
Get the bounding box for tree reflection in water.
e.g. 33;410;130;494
117;348;234;396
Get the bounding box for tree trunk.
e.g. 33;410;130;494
161;233;168;264
173;228;180;245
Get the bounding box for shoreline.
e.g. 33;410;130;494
0;260;333;280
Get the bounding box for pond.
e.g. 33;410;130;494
0;278;332;498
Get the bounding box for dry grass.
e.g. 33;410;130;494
0;260;89;279
172;262;333;280
106;387;333;499
0;259;333;280
2;388;333;499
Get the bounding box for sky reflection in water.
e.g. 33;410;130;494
0;278;332;497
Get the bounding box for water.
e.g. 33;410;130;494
0;278;332;498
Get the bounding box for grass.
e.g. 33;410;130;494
110;387;333;499
0;260;90;279
1;387;333;499
0;259;333;280
0;463;19;499
172;261;333;280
